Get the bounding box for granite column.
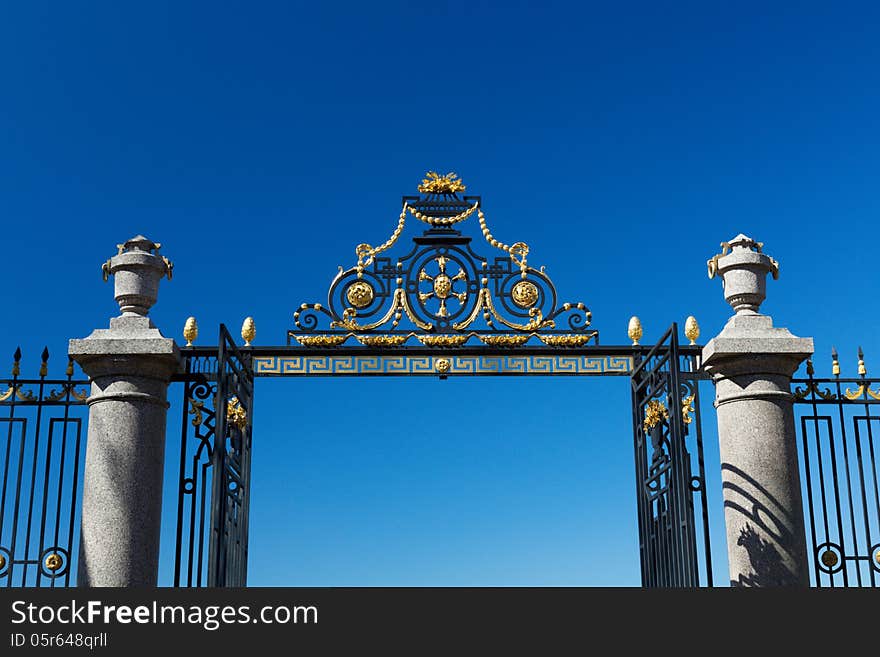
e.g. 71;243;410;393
702;235;812;586
69;236;180;586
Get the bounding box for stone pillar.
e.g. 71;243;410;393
702;234;813;586
69;236;180;586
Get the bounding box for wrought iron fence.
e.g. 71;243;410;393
793;348;880;587
0;348;89;587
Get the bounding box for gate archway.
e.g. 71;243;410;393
170;172;713;587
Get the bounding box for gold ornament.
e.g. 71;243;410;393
241;317;256;346
183;316;198;346
643;400;669;432
417;335;470;348
355;335;409;347
682;395;695;425
434;358;451;374
295;335;350;347
684;316;700;345
536;334;592;347
479;334;530;347
511;280;539;308
433;274;452;299
418;171;466;195
44;553;63;572
0;553;6;570
346;281;375;309
226;396;247;431
820;549;839;568
628;316;643;346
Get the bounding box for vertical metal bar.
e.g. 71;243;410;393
832;378;861;586
799;412;821;586
813;414;833;586
631;353;645;585
208;326;230;586
690;371;713;586
53;368;76;588
196;461;209;586
28;375;48;586
65;416;84;589
1;361;20;586
239;388;252;585
173;360;192;587
48;418;65;589
8;396;28;588
864;410;880;581
852;416;874;586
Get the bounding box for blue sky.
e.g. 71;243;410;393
1;2;878;585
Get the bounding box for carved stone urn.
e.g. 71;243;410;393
102;235;173;316
706;234;779;314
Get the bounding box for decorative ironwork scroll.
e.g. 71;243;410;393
630;325;712;587
0;348;89;587
289;172;597;347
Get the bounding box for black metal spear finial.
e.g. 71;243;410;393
831;346;839;377
12;347;21;377
40;347;49;378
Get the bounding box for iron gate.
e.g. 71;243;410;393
793;349;880;586
631;325;712;587
173;325;254;587
0;349;89;587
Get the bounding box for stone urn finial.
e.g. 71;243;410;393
707;234;779;315
101;235;173;316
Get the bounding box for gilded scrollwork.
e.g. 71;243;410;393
290;172;595;345
188;398;205;427
682;395;695;425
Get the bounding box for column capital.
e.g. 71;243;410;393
702;314;813;380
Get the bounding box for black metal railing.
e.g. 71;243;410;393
0;348;89;587
793;348;880;587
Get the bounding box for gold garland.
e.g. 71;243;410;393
407;203;478;227
355;203;408;272
478;208;529;272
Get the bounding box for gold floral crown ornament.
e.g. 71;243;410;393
417;172;466;195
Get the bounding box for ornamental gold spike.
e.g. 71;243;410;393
832;347;840;377
241;317;256;346
183;316;198;346
858;347;866;376
628;316;643;346
684;316;700;345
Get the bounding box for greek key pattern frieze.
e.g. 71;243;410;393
253;354;633;376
